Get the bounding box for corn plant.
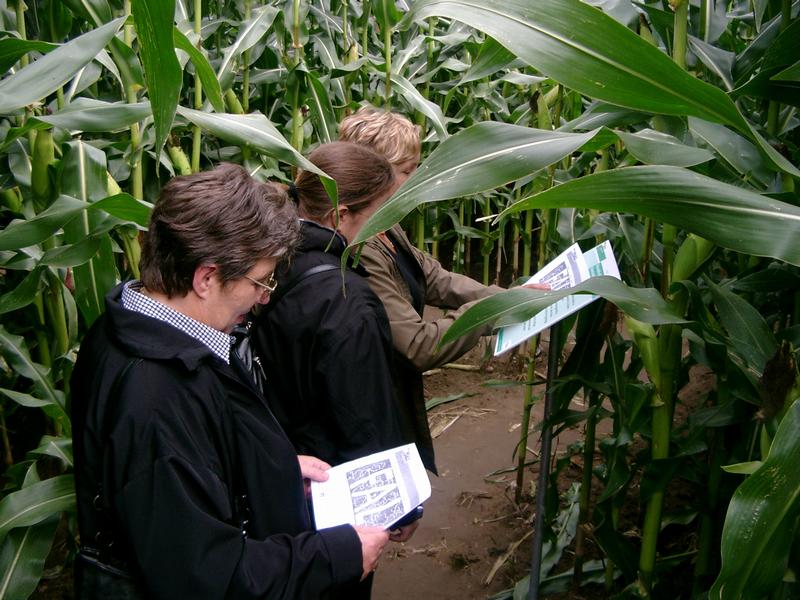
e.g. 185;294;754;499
350;0;800;596
1;0;799;597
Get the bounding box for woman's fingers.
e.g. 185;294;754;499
354;526;389;579
297;455;331;481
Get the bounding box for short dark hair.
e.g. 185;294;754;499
294;142;395;222
140;163;299;297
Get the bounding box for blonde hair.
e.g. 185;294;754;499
339;106;421;166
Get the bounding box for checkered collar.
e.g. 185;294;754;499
121;280;231;364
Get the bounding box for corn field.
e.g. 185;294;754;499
0;0;799;598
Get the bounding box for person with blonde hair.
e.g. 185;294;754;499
339;106;421;182
340;106;547;474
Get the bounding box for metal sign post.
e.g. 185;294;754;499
527;322;562;600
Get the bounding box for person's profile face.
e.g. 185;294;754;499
206;257;278;333
393;155;420;188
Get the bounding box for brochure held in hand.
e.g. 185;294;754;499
311;443;431;530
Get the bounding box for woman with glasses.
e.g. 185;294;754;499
71;164;388;599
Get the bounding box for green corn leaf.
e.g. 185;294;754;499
349;123;601;247
389;72;449;140
0;388;52;409
0;121;50;155
41;0;74;41
734;7;783;83
440;277;685;348
404;0;748;130
732;265;800;293
373;0;403;30
706;279;777;376
177;107;338;204
107;35;146;91
731;19;800;103
460;35;516;84
308;3;343;38
311;36;349;109
0;17;125;115
0;269;44;316
403;0;799;176
560;101;649;134
304;68;337;143
176;107;331;181
28;436;73;469
721;461;763;475
500;72;547;87
0;38;57;74
0;193;147;253
60;141;118;326
615;129;715;167
62;276;79;351
0;476;75;544
0;519;59;600
35;98;152;132
710;400;800;599
173;28;224;113
91;193;152;229
216;5;279;91
688;117;772;188
772;59;800;82
0;253;37;272
40;238;103;268
687;35;735;92
60;0;113;24
132;0;181;159
6;139;31;188
69;0;146;95
499;166;800;267
311;33;342;70
0;326;61;410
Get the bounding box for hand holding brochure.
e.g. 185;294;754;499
494;241;620;355
311;443;431;530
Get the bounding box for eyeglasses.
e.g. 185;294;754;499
244;273;278;294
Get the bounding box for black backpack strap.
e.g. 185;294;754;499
267;262;339;306
237;262;340;386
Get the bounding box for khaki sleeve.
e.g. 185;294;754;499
359;238;501;372
410;243;504;309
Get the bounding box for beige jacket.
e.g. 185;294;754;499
359;224;503;372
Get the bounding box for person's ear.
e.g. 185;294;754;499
335;205;350;227
193;264;218;299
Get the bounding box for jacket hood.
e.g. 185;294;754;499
297;220;347;256
292;220;368;276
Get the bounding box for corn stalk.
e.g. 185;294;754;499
191;0;203;172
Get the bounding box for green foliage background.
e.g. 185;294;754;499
0;0;798;597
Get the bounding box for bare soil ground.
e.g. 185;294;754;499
373;334;716;600
374;333;588;600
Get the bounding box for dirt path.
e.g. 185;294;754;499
374;338;585;599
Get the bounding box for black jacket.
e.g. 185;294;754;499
71;285;362;599
252;221;407;467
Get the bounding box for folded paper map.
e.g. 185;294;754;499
494;241;620;355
